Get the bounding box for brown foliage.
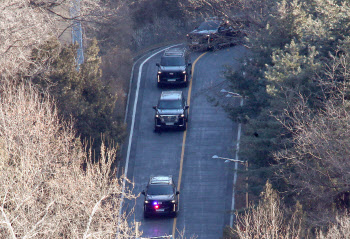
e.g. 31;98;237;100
234;182;302;239
0;80;137;238
0;0;132;78
317;214;350;239
100;47;133;120
0;0;54;77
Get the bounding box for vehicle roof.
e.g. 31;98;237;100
205;16;220;21
202;19;221;24
163;48;185;57
160;91;182;101
149;175;173;185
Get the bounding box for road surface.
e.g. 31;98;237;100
122;45;249;238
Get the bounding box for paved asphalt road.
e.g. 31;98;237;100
121;45;249;238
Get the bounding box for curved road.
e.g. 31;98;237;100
122;45;249;238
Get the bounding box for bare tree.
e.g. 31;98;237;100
233;181;350;239
0;0;131;78
0;80;137;238
270;50;350;228
0;0;54;77
234;181;302;239
179;0;272;27
317;214;350;239
179;0;241;19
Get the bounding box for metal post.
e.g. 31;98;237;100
70;0;84;70
245;160;248;208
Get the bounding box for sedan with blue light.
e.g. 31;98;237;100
142;176;179;218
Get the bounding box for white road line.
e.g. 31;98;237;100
124;62;136;124
230;97;244;228
116;44;182;238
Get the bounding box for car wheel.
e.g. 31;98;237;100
172;211;177;218
184;81;189;87
144;212;150;218
154;126;161;133
157;82;162;88
182;122;187;131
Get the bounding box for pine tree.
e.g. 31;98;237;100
32;38;125;155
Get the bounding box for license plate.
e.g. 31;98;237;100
192;41;199;44
156;209;164;212
167;79;176;82
165;122;174;125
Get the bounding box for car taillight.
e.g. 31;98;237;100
155;205;159;209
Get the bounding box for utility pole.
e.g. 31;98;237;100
70;0;84;69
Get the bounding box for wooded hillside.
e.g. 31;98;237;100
216;0;350;237
3;0;350;238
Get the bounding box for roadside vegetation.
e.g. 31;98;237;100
0;0;193;238
4;0;350;238
197;0;350;238
0;80;137;238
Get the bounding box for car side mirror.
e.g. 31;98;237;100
142;190;145;195
156;63;160;67
185;106;189;110
176;191;180;195
153;106;157;110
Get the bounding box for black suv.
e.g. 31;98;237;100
142;175;179;218
156;48;191;87
153;91;189;132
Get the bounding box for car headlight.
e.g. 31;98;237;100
180;114;185;118
206;34;210;38
155;114;160;118
171;200;176;203
158;71;162;74
182;71;186;74
145;200;149;204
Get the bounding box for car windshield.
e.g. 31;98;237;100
158;99;183;109
147;185;174;195
197;21;220;31
160;56;185;66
